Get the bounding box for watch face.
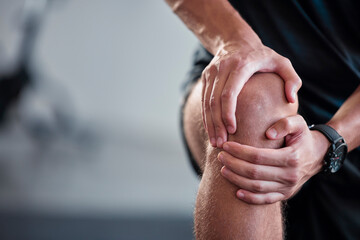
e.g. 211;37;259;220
329;144;347;173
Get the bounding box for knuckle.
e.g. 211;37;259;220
287;176;297;185
218;59;230;70
203;75;210;84
248;167;260;179
282;118;292;130
266;47;276;55
288;157;299;168
222;112;233;125
252;181;263;192
209;97;217;109
209;64;217;73
201;68;209;80
298;79;303;88
281;57;291;66
232;58;243;67
297;115;306;124
202;65;217;80
203;100;211;111
238;62;253;74
251;152;263;164
221;89;234;101
286;171;300;185
201;67;207;77
296;77;302;86
287;149;300;167
264;197;274;204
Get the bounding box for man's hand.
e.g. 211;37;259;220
217;115;330;204
201;42;302;148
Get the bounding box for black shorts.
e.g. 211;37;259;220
180;45;213;177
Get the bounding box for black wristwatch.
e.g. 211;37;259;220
309;124;348;174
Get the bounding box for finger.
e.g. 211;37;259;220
219;151;284;181
221;166;284;193
210;65;230;148
202;68;217;146
223;141;292;167
221;67;255;136
275;57;302;103
266;115;306;140
236;189;285;205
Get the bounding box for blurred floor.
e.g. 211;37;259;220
0;213;193;240
0;0;199;239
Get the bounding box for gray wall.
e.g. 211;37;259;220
0;0;200;219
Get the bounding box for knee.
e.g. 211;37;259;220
229;73;298;147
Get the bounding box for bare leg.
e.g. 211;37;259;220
183;73;298;239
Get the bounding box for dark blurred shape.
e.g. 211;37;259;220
0;0;46;122
0;66;29;121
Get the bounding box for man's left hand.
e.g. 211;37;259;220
218;114;330;204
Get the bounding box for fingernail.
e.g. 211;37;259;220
221;166;229;175
218;152;223;162
210;138;216;146
267;128;277;138
237;191;244;198
217;137;223;148
223;143;229;151
227;125;235;133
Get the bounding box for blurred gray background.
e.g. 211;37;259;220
0;0;200;239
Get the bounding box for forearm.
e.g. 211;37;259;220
327;85;360;151
165;0;261;55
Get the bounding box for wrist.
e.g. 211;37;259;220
213;21;262;55
214;36;263;57
310;130;331;174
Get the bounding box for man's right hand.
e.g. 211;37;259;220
165;0;301;148
201;42;302;148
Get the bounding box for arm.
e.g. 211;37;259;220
219;85;360;204
327;85;360;151
165;0;301;148
165;0;261;55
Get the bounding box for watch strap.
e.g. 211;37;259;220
309;124;344;144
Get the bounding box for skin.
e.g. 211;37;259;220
184;73;297;239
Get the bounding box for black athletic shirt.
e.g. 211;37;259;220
184;0;360;239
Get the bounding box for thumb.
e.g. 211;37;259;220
266;115;305;140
